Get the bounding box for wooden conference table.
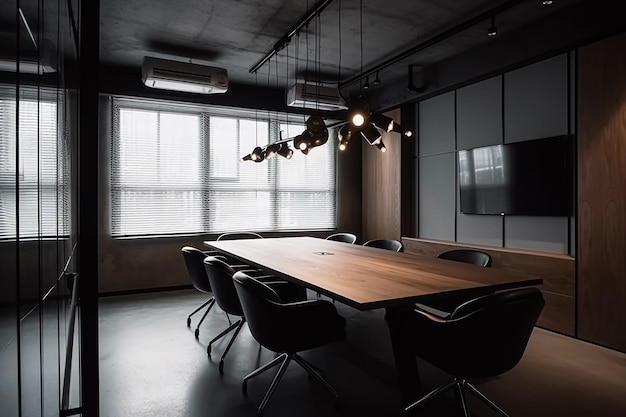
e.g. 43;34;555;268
205;236;542;405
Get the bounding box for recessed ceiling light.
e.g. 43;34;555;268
542;0;554;5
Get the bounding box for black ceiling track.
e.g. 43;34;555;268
249;0;336;75
338;0;528;90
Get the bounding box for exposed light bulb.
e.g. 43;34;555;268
352;114;365;127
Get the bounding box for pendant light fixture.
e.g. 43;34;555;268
335;0;412;154
242;9;329;163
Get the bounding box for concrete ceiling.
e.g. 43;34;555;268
3;0;622;109
97;0;584;97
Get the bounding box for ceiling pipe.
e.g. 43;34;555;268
249;0;337;75
338;0;528;90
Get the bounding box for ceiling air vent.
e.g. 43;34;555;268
141;57;229;94
287;82;347;111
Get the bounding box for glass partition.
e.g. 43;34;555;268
0;0;80;415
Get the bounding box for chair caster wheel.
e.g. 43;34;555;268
219;360;224;373
194;328;200;338
207;345;212;356
187;317;191;327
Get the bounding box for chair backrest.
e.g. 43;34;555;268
232;272;290;352
203;256;245;317
363;238;404;252
233;272;346;354
217;231;263;240
413;287;544;378
326;232;357;244
437;249;492;267
181;246;212;293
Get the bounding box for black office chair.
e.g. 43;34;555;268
203;256;308;373
325;232;357;244
202;256;249;373
212;231;264;264
363;238;404;252
404;287;545;417
217;231;263;240
182;246;218;338
233;271;346;416
437;249;492;267
415;249;493;318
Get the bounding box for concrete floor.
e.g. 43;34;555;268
98;289;626;417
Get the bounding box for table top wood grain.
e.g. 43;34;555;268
206;237;542;310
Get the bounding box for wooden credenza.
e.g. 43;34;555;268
402;237;576;336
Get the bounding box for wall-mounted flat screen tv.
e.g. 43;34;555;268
458;135;573;216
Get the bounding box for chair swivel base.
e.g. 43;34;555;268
187;297;215;338
207;318;245;374
404;377;511;417
242;352;339;416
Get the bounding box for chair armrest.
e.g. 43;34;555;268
264;280;308;302
278;298;341;320
414;302;451;320
229;265;259;271
413;305;448;323
202;251;228;262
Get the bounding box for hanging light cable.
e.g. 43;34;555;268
279;35;294;159
487;15;498;37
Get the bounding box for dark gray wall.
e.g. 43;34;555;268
414;53;575;255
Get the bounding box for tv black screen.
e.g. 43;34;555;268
458;135;573;216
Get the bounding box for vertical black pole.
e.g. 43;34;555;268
78;0;100;415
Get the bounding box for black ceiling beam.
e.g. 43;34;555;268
249;0;336;75
338;0;529;90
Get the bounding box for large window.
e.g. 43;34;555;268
0;86;69;239
111;98;336;237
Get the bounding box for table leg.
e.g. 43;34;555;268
385;305;422;407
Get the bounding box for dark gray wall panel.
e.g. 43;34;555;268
504;54;569;143
457;213;503;247
418;92;455;156
504;216;569;253
418;153;455;241
456;76;503;150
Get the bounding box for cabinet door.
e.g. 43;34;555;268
578;32;626;353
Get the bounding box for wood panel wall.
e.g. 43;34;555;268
361;109;402;243
577;32;626;352
402;237;576;336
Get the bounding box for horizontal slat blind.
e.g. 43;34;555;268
111;98;336;237
0;86;68;239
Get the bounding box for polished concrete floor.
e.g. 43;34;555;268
99;289;626;417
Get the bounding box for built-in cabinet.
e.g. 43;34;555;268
577;32;626;352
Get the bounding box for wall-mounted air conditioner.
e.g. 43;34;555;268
141;57;229;94
287;82;347;111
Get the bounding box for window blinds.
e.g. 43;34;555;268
0;86;69;239
111;98;336;237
